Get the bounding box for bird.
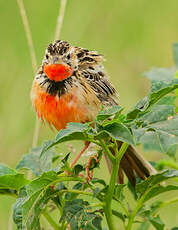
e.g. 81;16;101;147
31;40;156;186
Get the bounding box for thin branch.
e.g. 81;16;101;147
16;0;37;74
32;117;41;147
54;0;67;40
17;0;68;148
16;0;40;147
8;205;14;230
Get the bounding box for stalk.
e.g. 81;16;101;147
43;210;59;230
104;142;129;230
126;186;154;230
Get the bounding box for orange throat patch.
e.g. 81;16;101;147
31;81;88;131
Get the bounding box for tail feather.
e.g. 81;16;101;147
104;141;157;187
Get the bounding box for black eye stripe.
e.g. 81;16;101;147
46;54;49;59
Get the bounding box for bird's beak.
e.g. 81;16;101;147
52;56;59;64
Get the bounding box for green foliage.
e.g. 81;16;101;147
1;48;178;230
16;145;60;176
60;199;102;230
0;164;29;192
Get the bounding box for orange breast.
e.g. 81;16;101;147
31;81;88;131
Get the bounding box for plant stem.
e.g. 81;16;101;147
126;186;153;230
100;140;115;163
43;210;59;230
60;189;94;197
54;0;67;40
104;142;129;230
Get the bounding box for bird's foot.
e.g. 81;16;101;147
85;154;99;182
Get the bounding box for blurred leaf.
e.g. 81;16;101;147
112;209;126;222
144;67;175;81
0;163;29;191
127;78;178;120
140;104;175;124
0;163;16;175
13;188;27;230
156;160;178;170
136;170;178;194
132;116;178;155
16;145;59;176
173;43;178;67
93;187;100;198
156;95;177;105
96;106;123;121
114;184;126;201
143;185;178;202
60;199;102;230
137;222;150;230
0;188;17;196
128;181;138;200
149;215;165;230
13;171;60;229
23;187;56;230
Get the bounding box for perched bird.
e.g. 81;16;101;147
31;40;156;186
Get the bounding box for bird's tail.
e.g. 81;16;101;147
104;141;157;186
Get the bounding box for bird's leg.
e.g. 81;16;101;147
70;141;90;168
86;154;99;182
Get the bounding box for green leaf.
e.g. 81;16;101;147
133;116;178;154
0;164;29;191
25;171;58;196
0;163;16;175
93;187;100;198
23;187;56;230
72;164;84;176
96;122;134;145
16;145;59;176
140;104;175;124
156;159;178;170
0;188;17;196
13;171;63;230
91;178;107;187
114;184;126;201
60;199;102;230
137;222;150;230
41;123;90;156
149;215;165;230
96;106;123;121
143;185;178;202
13;188;27;230
56;122;90;141
127;78;178;120
156;95;177;105
136;170;178;194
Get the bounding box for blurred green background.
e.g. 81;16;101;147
1;0;178;229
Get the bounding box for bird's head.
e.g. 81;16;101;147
42;40;104;82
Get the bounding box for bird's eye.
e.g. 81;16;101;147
66;54;70;60
46;54;49;59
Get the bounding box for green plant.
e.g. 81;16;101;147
0;46;178;229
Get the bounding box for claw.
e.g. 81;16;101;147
85;154;99;182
